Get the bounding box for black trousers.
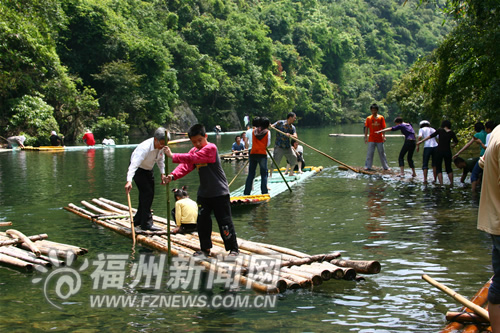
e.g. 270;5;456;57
197;195;238;252
133;168;154;229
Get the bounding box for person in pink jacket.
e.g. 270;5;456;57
164;124;239;258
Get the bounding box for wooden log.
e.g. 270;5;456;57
289;264;331;281
81;200;113;216
281;266;322;286
280;252;341;267
277;269;312;288
422;274;490;322
31;240;88;256
440;278;491;333
92;198;125;214
39;254;66;266
6;229;41;257
0;222;12;227
0;253;34;271
280;277;301;290
98;198;175;227
150;235;279;294
311;262;352;280
0;247;52;267
445;311;490;324
0;233;48;247
67;203;97;218
330;259;381;274
253;241;310;258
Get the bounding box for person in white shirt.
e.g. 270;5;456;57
417;120;438;183
102;138;116;146
124;127;168;231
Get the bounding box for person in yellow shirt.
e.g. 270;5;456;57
171;186;198;235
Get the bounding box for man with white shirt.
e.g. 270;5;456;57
124;127;168;231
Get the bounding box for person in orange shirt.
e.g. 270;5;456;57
364;104;389;171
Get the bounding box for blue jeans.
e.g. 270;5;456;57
422;147;436;170
365;142;389;170
244;155;268;195
489;234;500;304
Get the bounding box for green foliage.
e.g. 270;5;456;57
92;115;130;142
1;0;455;139
7;94;58;146
390;0;500;129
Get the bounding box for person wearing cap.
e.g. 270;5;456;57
124;127;168;231
417;120;438;183
49;131;64;146
82;129;95;146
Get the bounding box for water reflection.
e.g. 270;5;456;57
364;181;388;241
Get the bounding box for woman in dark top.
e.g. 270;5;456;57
377;117;417;177
417;120;458;186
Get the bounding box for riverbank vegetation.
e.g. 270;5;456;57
388;0;499;138
1;0;481;145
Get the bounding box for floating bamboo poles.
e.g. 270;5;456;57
64;197;382;293
0;229;88;271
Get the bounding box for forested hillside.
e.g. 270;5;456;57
388;0;499;136
0;0;451;145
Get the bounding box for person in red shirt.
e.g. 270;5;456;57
364;104;389;171
82;129;95;146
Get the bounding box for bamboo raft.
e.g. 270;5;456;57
64;197;381;293
0;224;88;271
21;138;190;152
220;151;249;161
329;133;404;137
338;165;400;176
229;166;323;206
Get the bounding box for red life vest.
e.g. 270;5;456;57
251;130;268;155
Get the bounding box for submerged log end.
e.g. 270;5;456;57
445;311;490;324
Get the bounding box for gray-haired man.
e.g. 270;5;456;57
124;127;168;231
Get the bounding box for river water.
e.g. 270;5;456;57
0;124;491;332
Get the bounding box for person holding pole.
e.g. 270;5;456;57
477;124;500;331
269;112;298;177
163;124;239;258
124;127;167;231
244;117;271;195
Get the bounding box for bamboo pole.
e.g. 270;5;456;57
0;234;48;247
228;158;249;187
6;229;41;257
266;147;292;192
422;274;490;322
271;126;369;174
330;259;381;274
0;253;34;271
127;192;136;247
165;129;171;257
0;247;52;267
30;240;88;256
0;222;12;227
92;198;125;215
440;278;491;333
